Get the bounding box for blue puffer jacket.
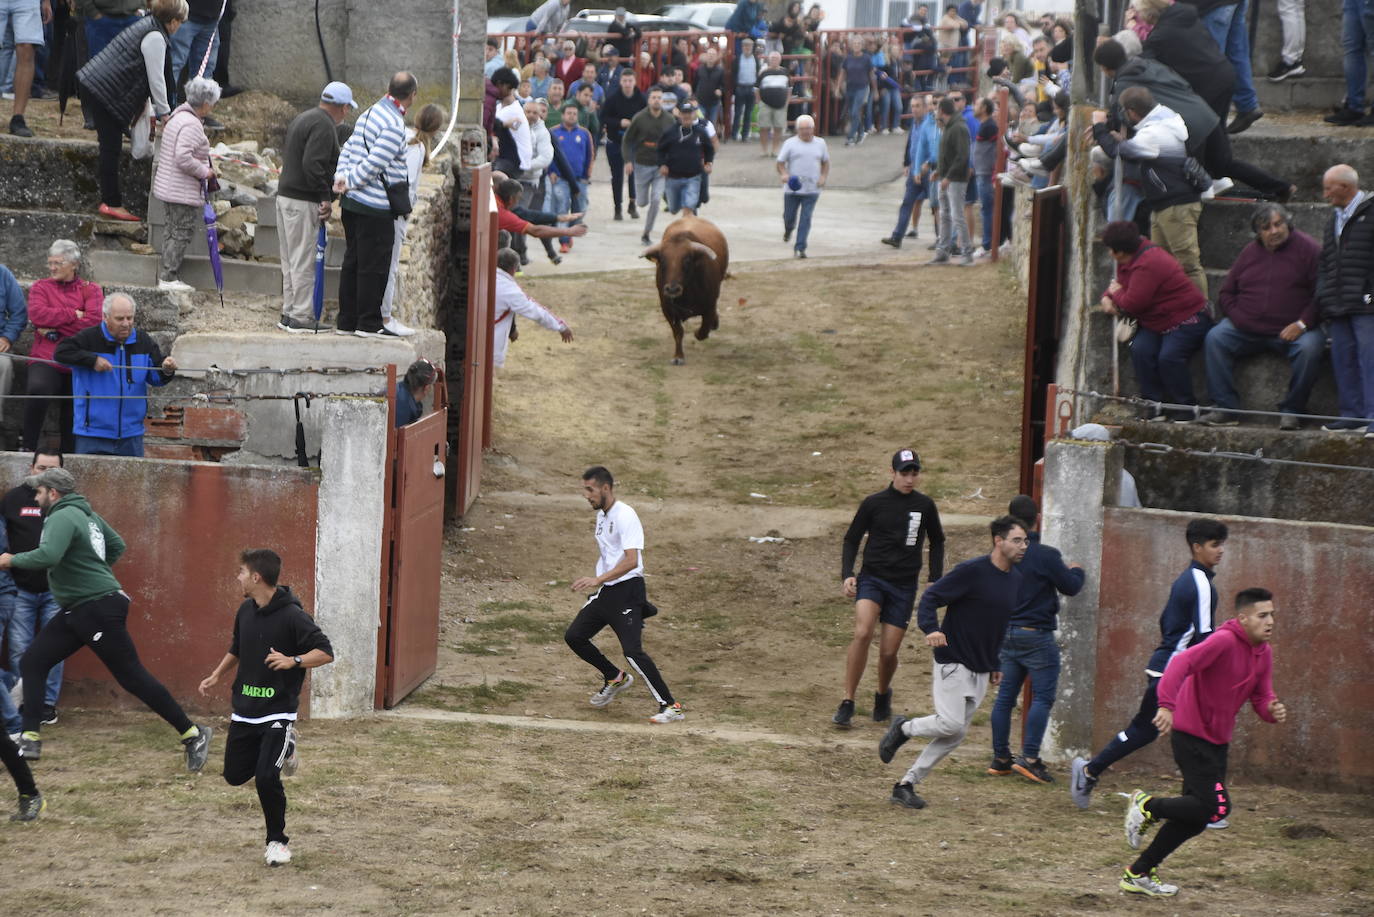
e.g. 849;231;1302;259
55;322;174;440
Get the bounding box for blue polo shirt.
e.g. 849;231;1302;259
550;123;593;180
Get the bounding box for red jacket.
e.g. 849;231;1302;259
1157;618;1278;746
26;277;104;373
1106;241;1207;332
554;56;585;89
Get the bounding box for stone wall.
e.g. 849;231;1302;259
390;154;457;333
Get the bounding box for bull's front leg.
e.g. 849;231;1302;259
670;320;686;365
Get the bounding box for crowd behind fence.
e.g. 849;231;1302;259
490;25;997;137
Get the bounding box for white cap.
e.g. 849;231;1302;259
321;81;358;109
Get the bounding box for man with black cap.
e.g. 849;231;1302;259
656;99;714;217
834;449;945;727
0;468;212;771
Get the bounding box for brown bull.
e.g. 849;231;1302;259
643;216;730;365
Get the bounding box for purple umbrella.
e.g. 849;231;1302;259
313;222;327;328
202;179;225;307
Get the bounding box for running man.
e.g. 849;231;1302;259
834;448;945;727
878;516;1027;809
199;549;335;867
564;466;683;724
986;494;1084;783
0;468;212;770
1070;518;1227;810
1120;588;1285;897
1;732;41;820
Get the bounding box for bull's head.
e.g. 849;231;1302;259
644;240;717;300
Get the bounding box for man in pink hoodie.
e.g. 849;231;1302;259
1118;587;1287;897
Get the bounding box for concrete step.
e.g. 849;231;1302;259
88;249;340;298
1197;199;1327;270
0;134;150;213
1255;77;1344;115
1226;118;1374;198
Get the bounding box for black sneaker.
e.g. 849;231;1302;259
1012;755;1055;784
614;207;623;221
640;233;650;246
1324;106;1365;125
873;690;892;722
41;706;58;726
878;715;909;763
832;698;855;727
18;734;40;760
783;227;792;243
1322;419;1365;432
203;115;226;131
11;792;44;822
183;724;213;773
1267;59;1305;81
890;782;926;809
986;756;1013;776
880;236;901;248
628;202;638;219
9;115;33;138
278;315;334;334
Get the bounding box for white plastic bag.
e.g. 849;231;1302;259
131;101;155;160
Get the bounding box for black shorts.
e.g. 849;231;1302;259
855;573;917;629
223;719;294;784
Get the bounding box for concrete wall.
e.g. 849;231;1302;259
309;398;389;718
0;453;319;716
1094;507;1374;789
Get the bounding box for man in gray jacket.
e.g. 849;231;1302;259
932;97;972;266
276;81;355;333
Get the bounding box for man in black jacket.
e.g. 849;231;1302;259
1316;164;1374;436
834;449;945;727
199;549;334;868
657;101;714;216
600;69;645;221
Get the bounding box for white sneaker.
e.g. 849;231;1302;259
1023;158;1048;177
1201;176;1234;201
1125;789;1155;849
383;317;417;337
157;278;195;293
7;678;19;706
1;92;13;101
6;732;19;745
648;702;685;724
1120;868;1179;897
1017;142;1042;157
589;672;634;707
265;841;292;866
1206;817;1229;830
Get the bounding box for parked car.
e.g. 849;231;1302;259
652;3;736;28
487;16;528;35
566;14;699;33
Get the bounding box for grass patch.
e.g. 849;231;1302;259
467;612;562;644
793;332;842;369
413;680;536;712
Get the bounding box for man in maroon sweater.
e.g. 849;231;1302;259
1098;221;1211;421
1200;204;1324;430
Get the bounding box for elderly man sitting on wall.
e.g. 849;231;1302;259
56;293;177;457
1199;203;1325;431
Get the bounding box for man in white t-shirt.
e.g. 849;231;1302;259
565;466;683;723
491;67;533;177
775;114;830;259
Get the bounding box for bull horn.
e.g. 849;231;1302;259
642;243;663;261
686;241;717;261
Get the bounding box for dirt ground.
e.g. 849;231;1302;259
8;256;1373;915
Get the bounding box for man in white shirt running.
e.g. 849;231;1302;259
493;248;573;368
565;466;684;723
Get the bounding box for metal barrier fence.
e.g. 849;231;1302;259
490;25;996;138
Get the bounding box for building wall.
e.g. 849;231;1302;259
1094;507;1374;789
0;454;319;717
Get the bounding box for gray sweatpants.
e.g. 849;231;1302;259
632;166;666;238
900;660;990;786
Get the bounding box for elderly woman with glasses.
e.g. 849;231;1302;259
23;240;104;452
152;75;221;293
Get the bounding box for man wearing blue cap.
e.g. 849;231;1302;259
775;114;829;259
275;81;357;334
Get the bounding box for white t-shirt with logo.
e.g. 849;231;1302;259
595;500;645;585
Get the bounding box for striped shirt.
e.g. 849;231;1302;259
335;96;409;214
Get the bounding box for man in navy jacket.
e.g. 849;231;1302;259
56;292;176;457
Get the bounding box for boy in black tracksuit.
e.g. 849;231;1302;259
199;549;334;867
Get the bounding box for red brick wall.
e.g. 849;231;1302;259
1095;508;1374;789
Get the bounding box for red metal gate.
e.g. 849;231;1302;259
377;373;450;708
457;165;496;516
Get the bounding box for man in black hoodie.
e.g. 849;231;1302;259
199;549;334;868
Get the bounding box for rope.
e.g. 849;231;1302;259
1115;438;1374;476
0;391;384;402
1054;387;1372;427
4;352;389;377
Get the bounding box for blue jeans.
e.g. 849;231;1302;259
170;17;221;87
782;191;818;252
0;592;18;733
1328;313;1374;426
877;86;901;131
1201;2;1258;113
844;86;868;142
892;170;929;238
664;175;701;213
1341;0;1374;110
546;176;587;244
84;13;139;59
1130;314;1211;412
701;100;722;126
1204;318;1327;414
7;588;61;709
732;85;755;139
989;628;1061;760
976;173;995;250
75;434;145;456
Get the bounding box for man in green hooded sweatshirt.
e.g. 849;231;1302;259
0;467;212;771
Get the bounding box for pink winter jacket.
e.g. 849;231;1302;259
153;103;212;207
27;277;103;373
1157;617;1278;746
